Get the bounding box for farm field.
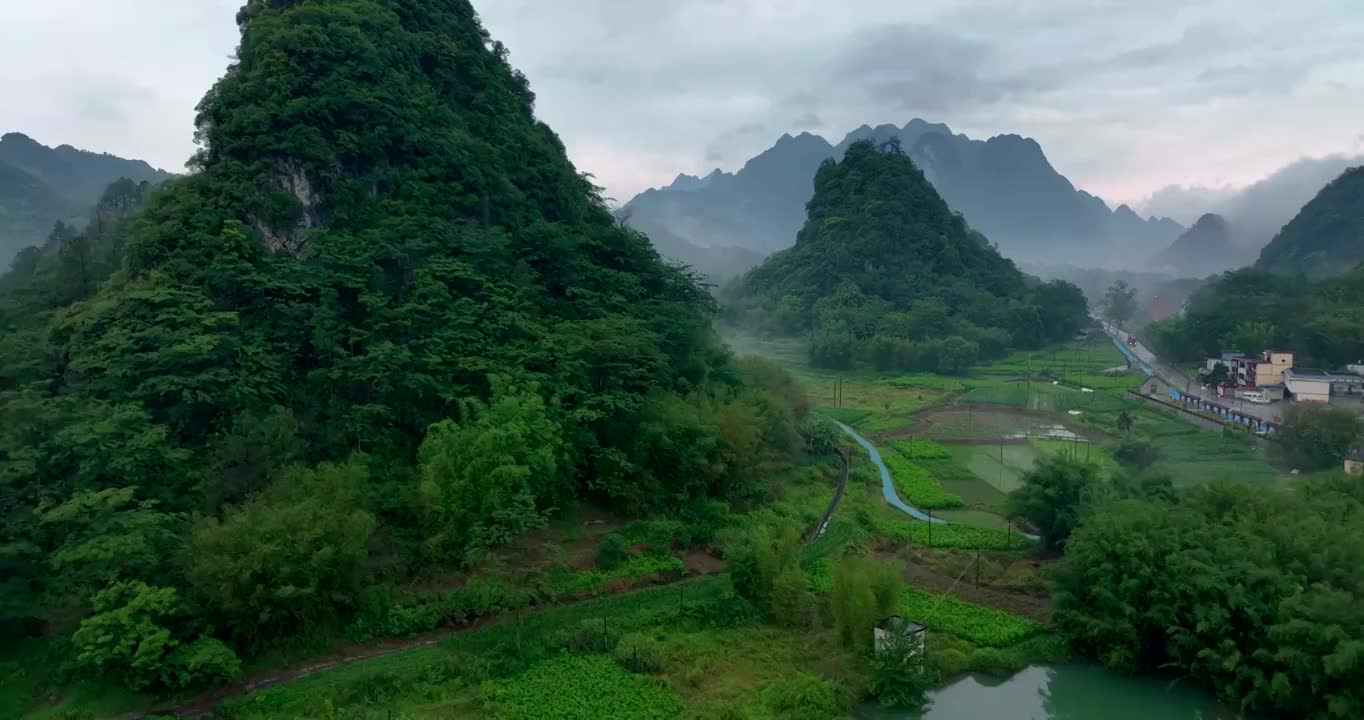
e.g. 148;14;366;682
210;461;1058;720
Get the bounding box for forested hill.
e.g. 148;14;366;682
1148;263;1364;369
0;132;171;264
724;140;1088;373
621;120;1183;280
1255;165;1364;276
0;0;807;691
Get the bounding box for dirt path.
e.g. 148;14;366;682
114;567;724;719
804;448;849;545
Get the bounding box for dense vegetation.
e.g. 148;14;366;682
0;0;808;693
723;140;1088;372
1256;165;1364;276
1147;263;1364;368
1054;474;1364;719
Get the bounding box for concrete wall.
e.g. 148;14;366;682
1129;390;1278;438
1129;391;1234;433
1289;378;1331;402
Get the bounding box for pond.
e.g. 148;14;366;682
858;664;1268;720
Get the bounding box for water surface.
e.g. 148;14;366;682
859;664;1267;720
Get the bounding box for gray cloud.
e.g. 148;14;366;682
1;0;1361;207
834;24;999;113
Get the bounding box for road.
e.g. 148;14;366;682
1100;323;1284;423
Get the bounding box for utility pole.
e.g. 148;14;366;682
927;510;933;547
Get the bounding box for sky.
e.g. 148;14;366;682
3;0;1362;210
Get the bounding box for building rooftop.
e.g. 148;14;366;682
1349;449;1364;462
876;615;926;634
1288;368;1364;382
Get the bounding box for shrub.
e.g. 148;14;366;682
596;533;630;571
761;673;846;720
562;619;618;654
71;581;241;691
614;634;664;673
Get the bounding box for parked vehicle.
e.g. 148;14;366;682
1244;391;1270;404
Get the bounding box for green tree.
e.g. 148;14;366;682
1220;320;1278;354
417;385;565;564
186;458;375;641
829;554;903;653
1206;362;1230;387
1101;280;1138;329
869;630;929;710
71;580;240;691
38;487;180;602
1273;405;1362;471
1008;456;1101;553
935;336;979;375
728;523;806;621
809;330;855;370
1113;438;1159;471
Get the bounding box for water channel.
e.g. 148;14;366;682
858;663;1268;720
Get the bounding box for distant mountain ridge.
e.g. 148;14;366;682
1152;213;1251;277
0;132;172;265
621;120;1184;280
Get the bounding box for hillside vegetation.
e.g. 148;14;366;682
1256;165;1364;276
1148;264;1364;368
724;139;1088;373
0;0;807;698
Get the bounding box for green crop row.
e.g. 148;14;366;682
548;555;687;597
881;452;965;509
874;512;1032;551
897;587;1042;648
888;438;953;460
487;655;682;719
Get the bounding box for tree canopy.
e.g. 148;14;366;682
1055;475;1364;719
1147;264;1364;367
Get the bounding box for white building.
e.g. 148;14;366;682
1285;368;1333;403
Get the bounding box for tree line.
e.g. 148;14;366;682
1007;410;1364;719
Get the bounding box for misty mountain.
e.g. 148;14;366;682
1151;213;1252;277
1140;153;1364;251
0;132;172;265
621;120;1184;281
1256;165;1364;277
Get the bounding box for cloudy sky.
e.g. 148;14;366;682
3;0;1362;209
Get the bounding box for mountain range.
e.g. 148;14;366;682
0;132;171;266
621;120;1185;281
1138;153;1364;275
